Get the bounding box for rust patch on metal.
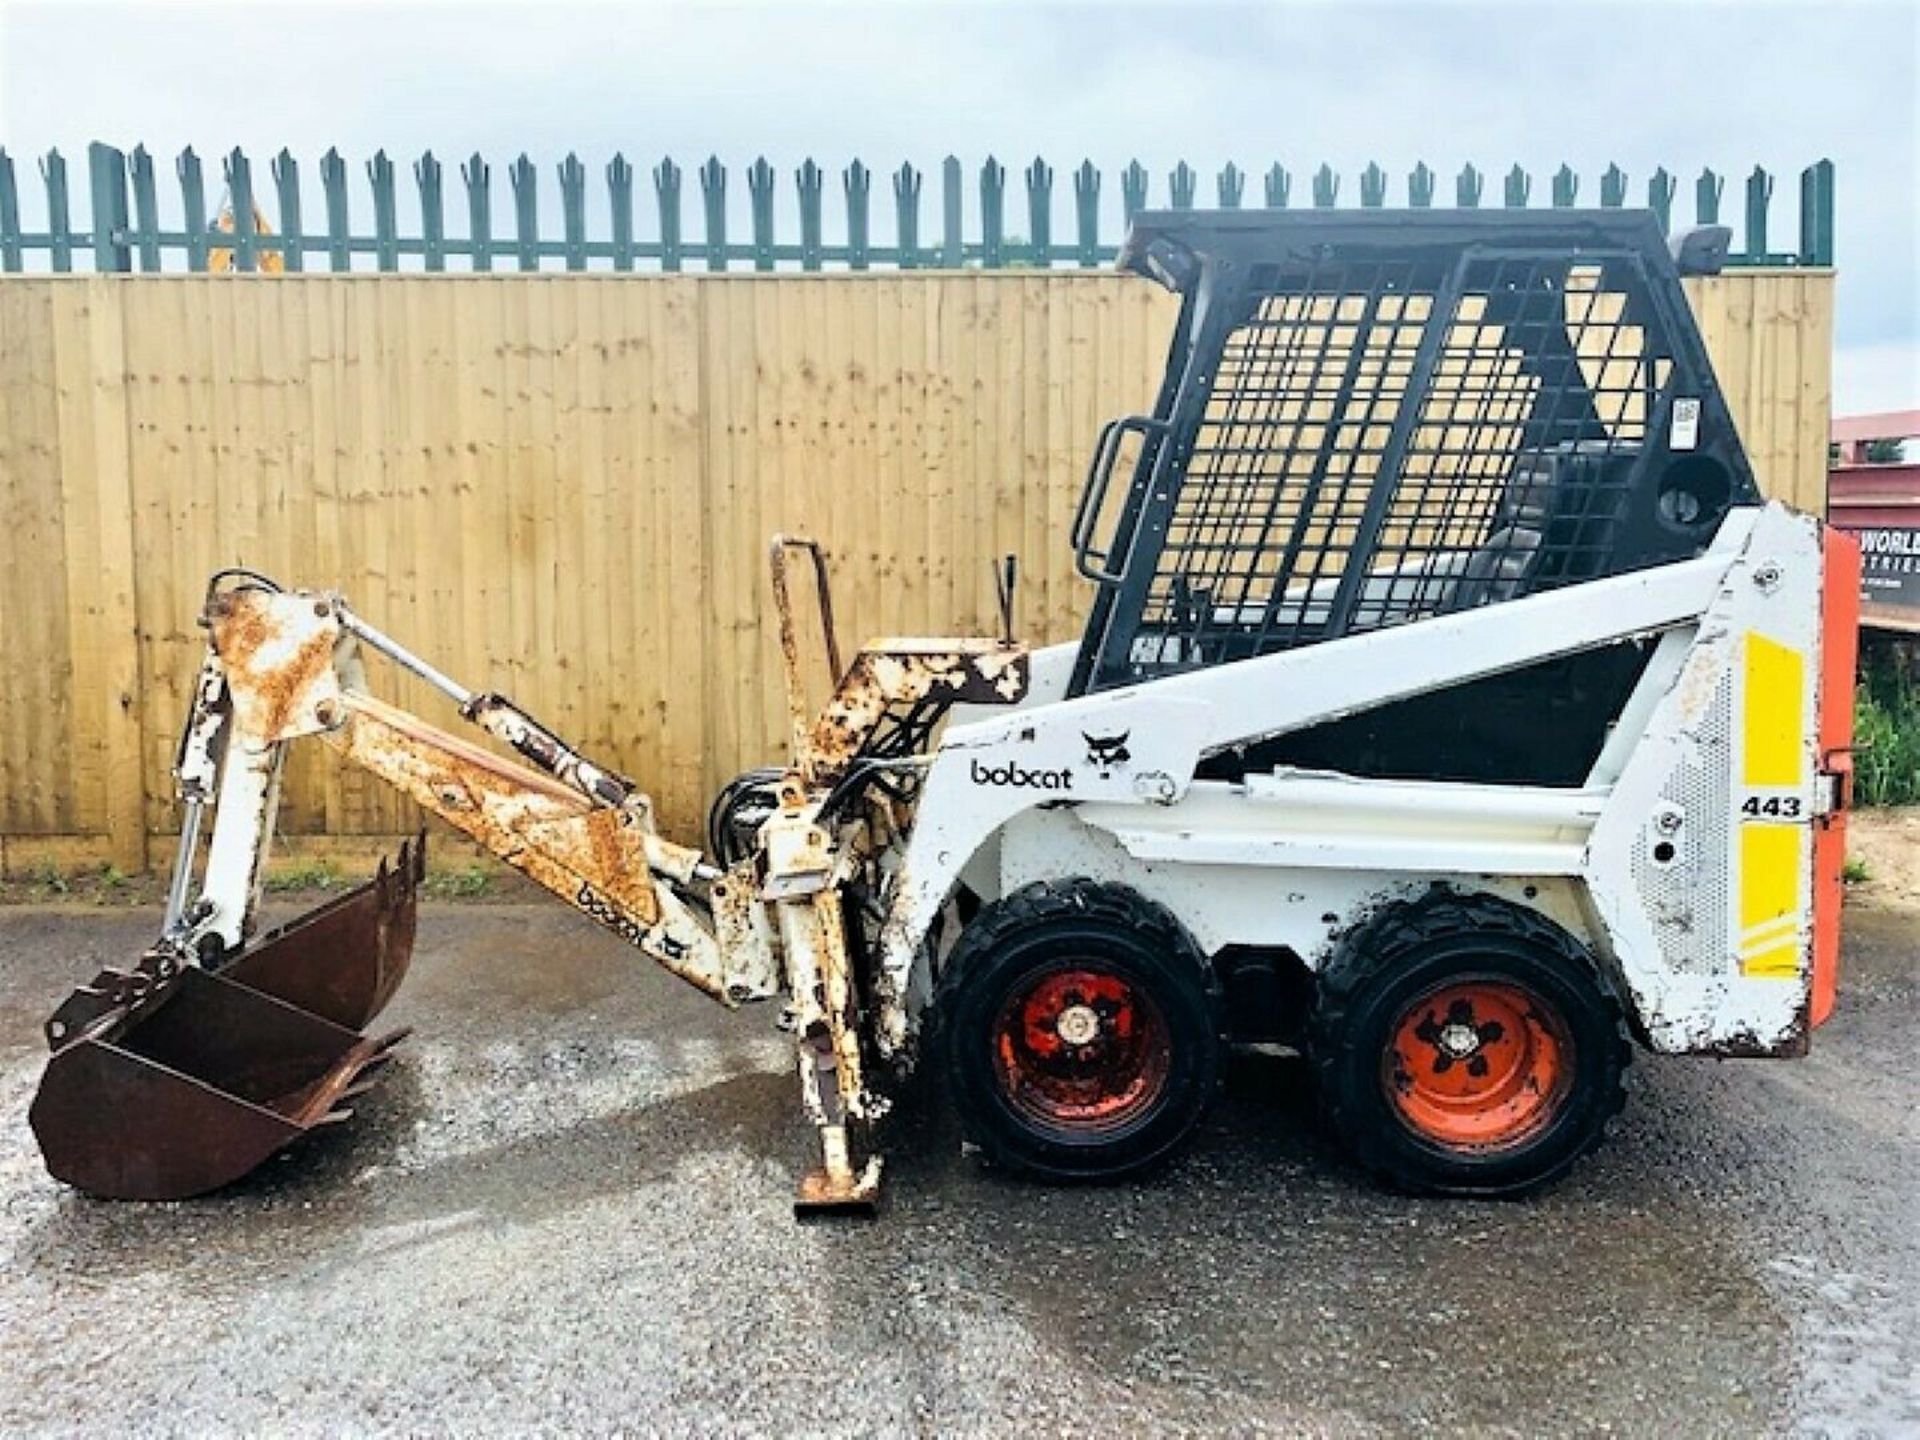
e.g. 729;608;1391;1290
332;693;665;923
800;639;1030;782
712;860;781;1001
322;692;751;1002
770;535;846;766
209;589;347;745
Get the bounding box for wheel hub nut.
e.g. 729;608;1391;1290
1437;1020;1480;1058
1055;1003;1101;1046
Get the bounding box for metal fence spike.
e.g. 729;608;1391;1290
1696;166;1723;225
980;156;1006;267
797;158;824;271
463;153;493;272
654;157;683;272
608;153;635;271
941;156;962;267
1312;163;1337;208
1025;156;1052;266
273;148;303;271
1217;162;1243;210
181;146;210;271
225;146;259;272
318;148;348;271
699;156;727;272
1408;162;1434;209
0;149;18;272
1745;165;1773;260
1649;166;1675;233
1264;163;1290;209
131;145;162;271
1457;162;1483;208
1600;163;1627;209
1072;159;1100;267
1122;160;1149;222
368;150;398;271
558;152;587;271
1170;160;1196;210
1552;163;1577;208
846;159;872;271
87;143;130;272
894;161;922;269
1504;164;1530;208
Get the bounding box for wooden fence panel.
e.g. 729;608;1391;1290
1684;271;1833;514
0;268;1834;868
0;279;142;869
0;284;79;838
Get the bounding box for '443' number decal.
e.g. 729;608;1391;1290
1740;794;1803;819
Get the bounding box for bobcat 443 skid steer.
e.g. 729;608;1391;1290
31;211;1860;1211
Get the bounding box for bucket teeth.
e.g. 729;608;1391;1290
219;833;425;1030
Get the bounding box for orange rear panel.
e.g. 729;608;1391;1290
1811;527;1861;1028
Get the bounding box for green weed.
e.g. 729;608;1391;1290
426;864;493;899
28;862;70;897
265;858;343;892
1854;642;1920;807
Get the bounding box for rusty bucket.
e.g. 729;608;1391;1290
29;840;424;1201
221;838;424;1030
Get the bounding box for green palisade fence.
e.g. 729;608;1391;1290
0;143;1838;275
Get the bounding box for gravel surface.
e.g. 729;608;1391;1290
1;891;1914;1437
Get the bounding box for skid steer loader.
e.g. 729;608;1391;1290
31;210;1859;1211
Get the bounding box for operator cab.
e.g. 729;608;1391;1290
1068;210;1760;697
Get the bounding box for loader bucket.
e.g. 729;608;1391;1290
29;838;425;1200
30;965;408;1200
219;835;425;1030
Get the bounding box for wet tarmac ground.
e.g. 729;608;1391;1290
1;900;1915;1437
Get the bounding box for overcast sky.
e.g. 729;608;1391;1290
1;0;1914;411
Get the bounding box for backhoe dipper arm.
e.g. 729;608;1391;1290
178;578;777;1007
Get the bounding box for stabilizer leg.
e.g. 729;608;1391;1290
795;1122;882;1215
777;884;885;1216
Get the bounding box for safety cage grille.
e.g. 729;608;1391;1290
1074;225;1749;694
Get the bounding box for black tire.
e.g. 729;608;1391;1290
933;879;1224;1184
1310;891;1629;1198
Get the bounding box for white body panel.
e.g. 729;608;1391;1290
874;504;1832;1061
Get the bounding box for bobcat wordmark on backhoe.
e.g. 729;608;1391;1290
31;211;1859;1212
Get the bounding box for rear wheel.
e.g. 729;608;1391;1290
1311;892;1628;1197
934;880;1223;1183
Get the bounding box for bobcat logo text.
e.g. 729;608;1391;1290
576;882;652;950
969;757;1075;791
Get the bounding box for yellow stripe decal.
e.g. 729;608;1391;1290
1738;823;1802;979
1743;632;1803;788
1738;631;1807;980
1741;942;1801;980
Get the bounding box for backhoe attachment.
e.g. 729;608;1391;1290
31;572;774;1200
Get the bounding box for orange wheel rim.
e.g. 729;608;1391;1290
1383;979;1573;1150
992;967;1171;1133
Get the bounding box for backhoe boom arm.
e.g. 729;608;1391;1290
182;577;778;1006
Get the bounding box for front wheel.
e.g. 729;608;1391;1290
933;880;1223;1183
1311;892;1629;1198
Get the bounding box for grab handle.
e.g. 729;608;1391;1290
1071;414;1165;584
